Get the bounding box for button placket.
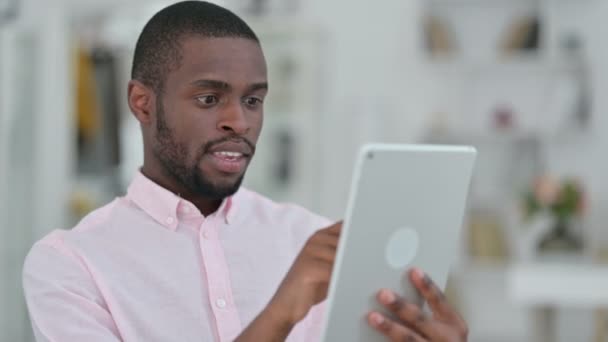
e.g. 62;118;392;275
199;216;242;341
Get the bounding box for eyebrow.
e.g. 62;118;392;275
248;82;269;92
190;79;268;92
190;79;230;90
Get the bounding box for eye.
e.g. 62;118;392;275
243;96;263;108
196;95;219;106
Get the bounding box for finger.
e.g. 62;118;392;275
409;268;460;323
311;229;340;248
377;289;438;339
323;221;342;236
367;311;426;342
308;258;334;282
307;242;337;263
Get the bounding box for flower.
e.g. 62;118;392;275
523;175;587;222
533;175;559;206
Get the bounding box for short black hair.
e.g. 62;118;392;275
131;1;259;93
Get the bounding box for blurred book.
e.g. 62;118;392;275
500;15;541;55
468;208;509;261
424;15;456;57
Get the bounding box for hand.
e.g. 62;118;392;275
266;221;342;326
367;268;468;342
236;221;341;342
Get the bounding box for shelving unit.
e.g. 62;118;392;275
421;0;589;198
423;0;590;201
420;1;596;340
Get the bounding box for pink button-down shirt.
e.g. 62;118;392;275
23;172;330;341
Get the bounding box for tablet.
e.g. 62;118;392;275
319;143;477;341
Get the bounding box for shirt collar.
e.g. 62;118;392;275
126;171;238;230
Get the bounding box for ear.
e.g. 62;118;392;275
127;80;155;125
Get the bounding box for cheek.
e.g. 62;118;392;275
187;137;209;162
249;114;264;140
177;116;214;150
170;126;205;163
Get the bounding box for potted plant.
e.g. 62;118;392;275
522;175;587;252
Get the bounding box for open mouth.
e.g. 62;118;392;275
213;151;245;161
204;139;254;174
207;151;248;174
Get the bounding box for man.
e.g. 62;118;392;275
23;2;468;341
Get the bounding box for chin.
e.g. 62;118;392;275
215;179;242;193
193;171;245;199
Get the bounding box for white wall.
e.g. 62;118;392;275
0;0;73;340
300;0;432;219
0;23;37;342
0;23;15;342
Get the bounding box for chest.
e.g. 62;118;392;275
73;220;298;341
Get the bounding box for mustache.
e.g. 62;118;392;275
201;136;256;155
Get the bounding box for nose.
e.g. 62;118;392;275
217;101;249;135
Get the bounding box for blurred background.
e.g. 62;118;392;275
2;0;608;341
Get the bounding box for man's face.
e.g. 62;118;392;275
152;37;267;199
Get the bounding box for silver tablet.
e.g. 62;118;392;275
319;143;477;341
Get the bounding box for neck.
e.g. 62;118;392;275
140;164;223;217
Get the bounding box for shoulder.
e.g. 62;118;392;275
24;198;126;273
23;229;92;298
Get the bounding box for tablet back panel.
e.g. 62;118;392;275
319;144;476;342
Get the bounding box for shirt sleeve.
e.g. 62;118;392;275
23;237;122;342
304;301;327;341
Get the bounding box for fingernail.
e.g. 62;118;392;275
412;268;425;279
371;312;385;325
380;289;396;304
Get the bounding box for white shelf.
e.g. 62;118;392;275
509;263;608;307
426;0;592;7
428;129;541;145
424;55;578;75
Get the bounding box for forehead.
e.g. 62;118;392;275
168;36;267;87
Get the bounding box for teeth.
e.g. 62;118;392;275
214;151;243;158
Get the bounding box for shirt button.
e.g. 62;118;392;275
166;217;174;225
202;231;211;239
216;298;227;309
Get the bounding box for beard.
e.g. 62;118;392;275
152;97;249;200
